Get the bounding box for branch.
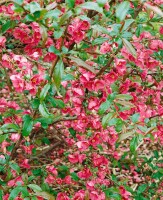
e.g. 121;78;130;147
96;5;143;77
96;47;120;77
49;18;71;79
29;141;61;162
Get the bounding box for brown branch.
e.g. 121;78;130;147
10;134;23;160
29;141;61;162
96;5;143;77
49;18;71;79
96;47;120;77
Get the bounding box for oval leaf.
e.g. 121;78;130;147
22;115;33;137
122;38;137;57
54;59;64;90
39;103;53;118
116;1;130;21
80;2;103;14
40;83;50;101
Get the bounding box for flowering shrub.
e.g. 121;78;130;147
0;0;163;199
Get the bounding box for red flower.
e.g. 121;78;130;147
78;168;92;179
56;192;70;200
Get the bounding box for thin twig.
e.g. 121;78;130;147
29;141;61;161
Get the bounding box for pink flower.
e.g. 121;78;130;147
78;168;92;179
92;153;108;167
93;79;105;91
86;180;95;190
22;145;34;155
56;192;70;200
63;175;72;184
73;31;85;43
43;52;57;62
79;20;90;31
89;191;105;200
100;42;111;54
160;26;163;34
113;151;120;160
76;141;89;151
68;153;86;164
0;36;6;47
72;88;85;96
115;59;126;76
90;133;101;147
104;71;118;83
68;154;78;163
45;175;55;184
88;97;99;110
20;159;30;169
46;166;58;176
73;190;85;200
8;176;24;187
10;133;20;142
75;0;84;5
3;194;9;200
10;74;25;93
119;186;131;200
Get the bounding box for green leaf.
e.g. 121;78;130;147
102;112;115;128
122;19;135;31
69;56;96;74
48;97;65;108
62;74;74;81
48;45;60;55
9;186;29;200
118;131;133;142
98;101;112;115
9;162;21;174
0;190;3;200
130;134;143;153
13;0;23;5
28;184;42;192
97;0;107;7
58;165;69;179
131;113;140;123
116;94;133;100
66;0;75;8
99;93;117;115
92;37;108;45
137;184;147;194
59;10;73;25
25;14;36;22
22;115;33;137
122;38;137;57
116;1;130;21
31;98;40;109
2;21;11;33
1;123;20;131
54;59;64;90
80;2;103;14
130;136;138;153
44;9;61;19
53;28;64;39
39;103;53;118
0;134;8;143
40;83;50;101
29;2;41;14
13;4;24;13
92;24;111;36
144;3;163;17
70;172;79;181
33;191;55;200
69;128;76;138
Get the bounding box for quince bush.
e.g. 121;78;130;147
0;0;163;199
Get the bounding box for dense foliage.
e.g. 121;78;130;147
0;0;163;199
